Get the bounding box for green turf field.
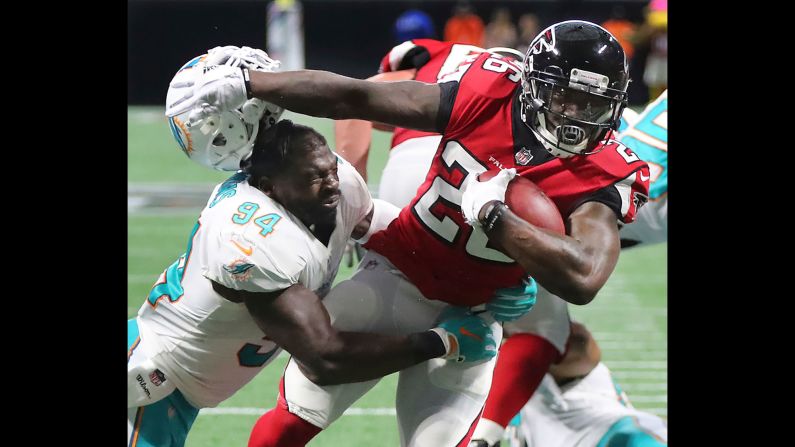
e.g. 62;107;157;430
128;106;667;446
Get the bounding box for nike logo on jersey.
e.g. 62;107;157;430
639;172;650;182
459;327;483;342
231;240;254;256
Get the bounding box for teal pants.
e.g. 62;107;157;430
597;416;666;447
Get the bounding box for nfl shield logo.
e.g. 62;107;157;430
149;369;166;387
515;148;534;165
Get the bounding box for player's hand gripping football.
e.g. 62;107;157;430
487;276;538;322
430;307;497;363
460;168;516;226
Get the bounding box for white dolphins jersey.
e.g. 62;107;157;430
616;91;668;248
516;362;667;447
134;158;372;409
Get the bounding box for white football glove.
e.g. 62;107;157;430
205;45;281;73
166;64;249;119
460;168;516;226
204;45;243;65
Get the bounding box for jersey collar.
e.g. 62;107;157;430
511;89;555;167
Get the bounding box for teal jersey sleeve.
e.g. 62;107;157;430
618;92;668;200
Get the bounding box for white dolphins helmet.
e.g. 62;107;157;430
166;48;285;171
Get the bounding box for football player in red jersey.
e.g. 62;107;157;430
335;38;585;447
168;20;650;447
334;38;655;447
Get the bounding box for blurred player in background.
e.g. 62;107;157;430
483;7;518;49
444;0;485;46
508;322;667;447
634;0;667;100
128;48;498;447
267;0;304;71
334;8;436;183
394;8;436;43
616;90;666;249
167;21;650;446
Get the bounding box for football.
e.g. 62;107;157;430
478;171;566;235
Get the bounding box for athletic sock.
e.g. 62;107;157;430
248;378;322;447
473;334;560;442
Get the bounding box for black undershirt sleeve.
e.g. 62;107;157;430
570;185;623;221
435;81;460;134
397;46;431;71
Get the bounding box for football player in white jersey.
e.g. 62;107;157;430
128;76;499;445
507;322;667;447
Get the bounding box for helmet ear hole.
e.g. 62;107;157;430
212;134;227;146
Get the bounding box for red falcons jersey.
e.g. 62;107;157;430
380;39;488;148
365;52;650;306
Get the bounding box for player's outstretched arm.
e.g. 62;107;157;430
211;281;494;385
165;63;439;132
485;201;621;306
213;281;441;385
332;69;417;180
248;69;441;132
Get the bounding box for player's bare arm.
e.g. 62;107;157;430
248;70;442;132
484;201;621;305
351;199;400;242
350;206;374;241
334;119;373;180
333;69;417;179
548;322;602;381
211;280;444;386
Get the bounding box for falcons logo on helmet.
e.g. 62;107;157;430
529;29;555;55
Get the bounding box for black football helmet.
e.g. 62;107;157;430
520;20;629;158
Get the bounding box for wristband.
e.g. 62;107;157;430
484;202;508;232
242;68;252;99
418;329;449;359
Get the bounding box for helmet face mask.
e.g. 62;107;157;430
520;21;629;158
